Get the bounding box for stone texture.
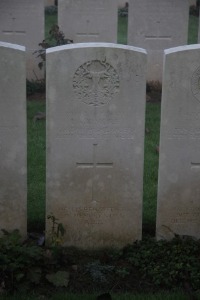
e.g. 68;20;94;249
46;43;147;249
198;7;200;43
58;0;118;43
45;0;55;6
189;0;196;5
118;0;128;7
0;0;44;80
157;44;200;240
128;0;189;81
0;42;27;237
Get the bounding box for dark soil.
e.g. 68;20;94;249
146;81;162;103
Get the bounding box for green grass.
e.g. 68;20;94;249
49;293;192;300
188;15;199;44
143;103;161;234
45;12;57;39
27;101;46;232
1;291;193;300
118;15;128;44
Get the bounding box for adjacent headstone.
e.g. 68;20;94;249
0;42;27;237
46;43;147;248
128;0;189;81
0;0;44;80
157;44;200;240
58;0;118;43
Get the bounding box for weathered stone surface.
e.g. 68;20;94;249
157;44;200;240
189;0;196;5
0;42;27;237
58;0;118;43
46;43;147;248
128;0;189;81
45;0;55;6
0;0;44;79
198;7;200;43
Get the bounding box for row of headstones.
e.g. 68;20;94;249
44;0;130;7
58;0;191;81
0;0;199;81
1;41;200;249
45;0;197;8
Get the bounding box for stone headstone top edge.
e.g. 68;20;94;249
0;41;25;52
164;44;200;55
46;43;147;55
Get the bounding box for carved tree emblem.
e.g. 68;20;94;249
73;59;120;106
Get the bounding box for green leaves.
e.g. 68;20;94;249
46;271;69;287
124;236;200;290
47;214;66;247
0;229;44;291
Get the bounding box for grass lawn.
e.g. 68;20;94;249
188;14;199;44
27;101;46;231
0;291;192;300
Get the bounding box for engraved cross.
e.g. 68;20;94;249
76;143;113;201
76;143;113;169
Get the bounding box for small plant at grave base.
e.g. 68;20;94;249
0;229;44;293
47;214;66;247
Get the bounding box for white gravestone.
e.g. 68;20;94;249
0;42;27;237
0;0;44;80
46;43;147;249
58;0;118;43
128;0;189;81
157;44;200;240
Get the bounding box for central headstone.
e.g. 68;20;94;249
128;0;189;81
46;43;147;248
58;0;118;43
